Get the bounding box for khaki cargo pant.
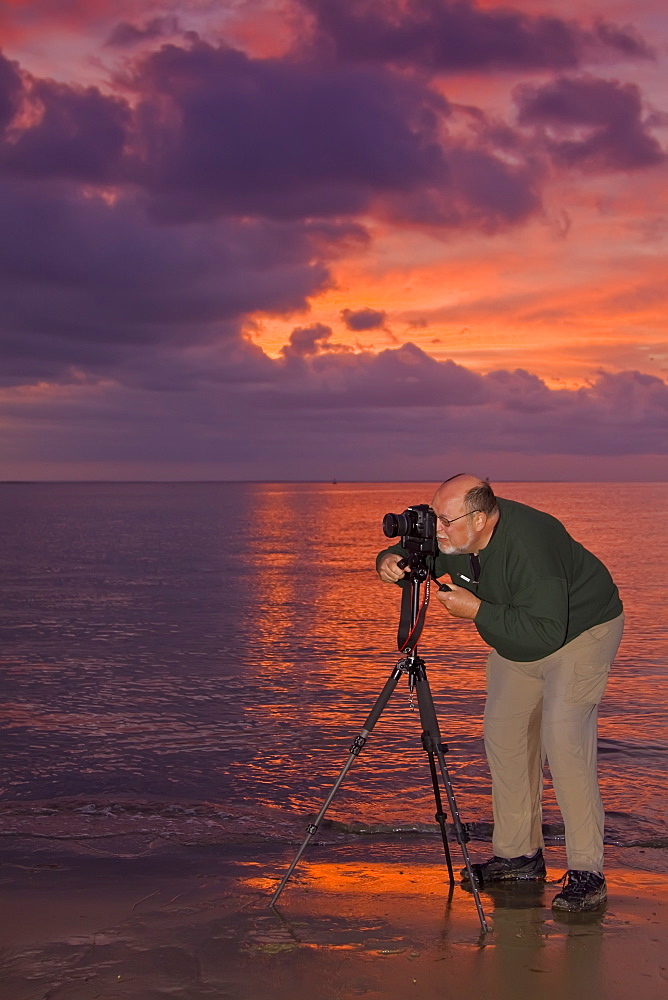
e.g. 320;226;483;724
484;612;624;872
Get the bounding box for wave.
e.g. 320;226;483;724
0;797;665;851
598;736;668;758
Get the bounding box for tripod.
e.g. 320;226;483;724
270;562;489;933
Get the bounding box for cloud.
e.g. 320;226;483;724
341;307;387;331
2;78;130;183
0;10;665;481
3;343;666;474
0;177;355;388
16;38;668;238
0;38;539;400
299;0;653;73
5;35;547;230
129;42;448;221
125;40;545;229
515;75;665;172
0;51;22;132
280;322;335;358
591;19;652;61
105;16;181;49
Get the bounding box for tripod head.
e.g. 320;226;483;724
397;550;432;582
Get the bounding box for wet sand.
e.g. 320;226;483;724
1;836;665;1000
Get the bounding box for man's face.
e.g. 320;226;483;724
431;490;480;555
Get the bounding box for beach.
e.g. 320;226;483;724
2;835;666;1000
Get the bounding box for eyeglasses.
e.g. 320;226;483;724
436;510;480;528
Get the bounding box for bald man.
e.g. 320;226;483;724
377;474;623;913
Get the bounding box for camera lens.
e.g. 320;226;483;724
382;513;399;537
383;512;410;537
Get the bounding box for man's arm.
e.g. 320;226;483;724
473;577;569;661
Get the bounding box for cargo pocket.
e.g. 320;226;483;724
567;660;611;705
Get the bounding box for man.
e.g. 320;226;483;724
376;474;624;912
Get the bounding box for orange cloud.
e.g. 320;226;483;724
252;216;666;388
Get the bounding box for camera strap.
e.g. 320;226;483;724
397;576;431;652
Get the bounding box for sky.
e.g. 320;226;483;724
0;0;666;481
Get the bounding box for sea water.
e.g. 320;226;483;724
0;482;665;850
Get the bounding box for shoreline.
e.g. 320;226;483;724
1;837;665;1000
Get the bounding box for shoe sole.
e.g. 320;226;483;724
462;871;546;883
552;895;607;912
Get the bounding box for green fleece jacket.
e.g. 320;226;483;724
383;497;622;662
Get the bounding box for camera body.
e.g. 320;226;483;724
382;503;439;560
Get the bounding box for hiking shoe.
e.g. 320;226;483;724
461;850;546;884
551;871;607;912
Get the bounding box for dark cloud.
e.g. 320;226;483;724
0;9;659;219
591;19;651;60
125;40;543;229
0;39;568;234
130;41;449;222
105;16;181;49
1;77;129;183
4;342;666;471
0;177;353;388
281;323;334;359
0;21;664;479
282;342;486;407
444;148;540;227
341;307;387;331
0;51;22;132
516;75;665;172
299;0;653;73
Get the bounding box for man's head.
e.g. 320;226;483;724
431;474;499;555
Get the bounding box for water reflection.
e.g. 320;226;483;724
0;482;665;846
237;482;667;837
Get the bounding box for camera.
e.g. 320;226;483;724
383;504;439;559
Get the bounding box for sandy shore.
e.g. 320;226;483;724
1;836;665;1000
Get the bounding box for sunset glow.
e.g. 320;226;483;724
0;0;666;480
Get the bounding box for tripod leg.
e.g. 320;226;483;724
424;746;454;884
270;664;404;907
413;668;489;933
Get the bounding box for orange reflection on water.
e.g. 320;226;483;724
244;859;460;897
239;482;667;838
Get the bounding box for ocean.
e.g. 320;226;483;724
0;481;666;853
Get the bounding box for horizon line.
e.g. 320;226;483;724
1;479;666;486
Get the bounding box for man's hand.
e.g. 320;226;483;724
376;552;408;584
434;574;481;620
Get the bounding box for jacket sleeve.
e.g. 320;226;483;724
474;576;569;661
375;542;408;577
